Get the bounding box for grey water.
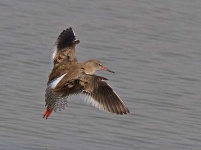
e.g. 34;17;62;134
1;0;201;149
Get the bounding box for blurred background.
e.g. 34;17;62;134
1;0;201;149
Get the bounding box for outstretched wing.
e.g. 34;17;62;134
48;28;80;83
82;75;130;115
44;73;130;119
53;27;80;67
51;73;130;115
44;27;80;119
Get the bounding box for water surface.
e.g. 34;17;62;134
1;0;201;149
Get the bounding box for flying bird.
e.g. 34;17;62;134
44;28;130;119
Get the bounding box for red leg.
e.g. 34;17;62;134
43;109;53;120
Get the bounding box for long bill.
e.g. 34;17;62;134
102;67;115;74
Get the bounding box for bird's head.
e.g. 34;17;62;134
83;59;115;75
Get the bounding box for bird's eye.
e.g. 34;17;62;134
98;63;102;66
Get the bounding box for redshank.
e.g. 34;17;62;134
44;59;130;119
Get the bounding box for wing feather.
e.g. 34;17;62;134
82;75;130;115
53;27;79;67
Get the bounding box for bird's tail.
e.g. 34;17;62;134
43;86;68;119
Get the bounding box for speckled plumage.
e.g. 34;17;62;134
43;28;130;119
